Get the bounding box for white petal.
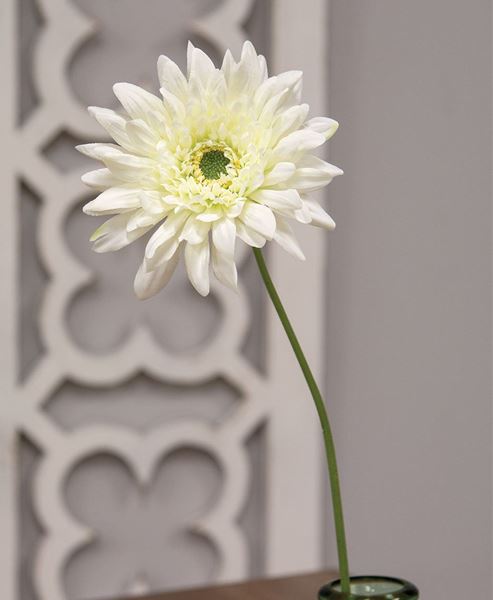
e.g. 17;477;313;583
288;170;333;192
297;154;343;174
145;211;188;259
304;200;336;230
277;70;303;104
145;237;179;271
250;188;302;213
113;83;165;122
89;213;152;253
145;109;167;137
81;168;120;190
235;222;266;248
196;210;222;223
240;202;276;240
125;120;159;155
212;218;236;257
259;89;289;126
226;200;245;219
294;201;313;224
254;71;302;114
83;187;143;216
76;143;122;161
88;106;133;150
258;54;268;81
212;246;238;290
244;166;265;194
179;216;211;245
262;162;296;187
187;43;217;88
160;88;186;121
224;41;264;97
288;158;343;192
187;41;195;78
272;129;325;162
305;117;339;140
240;40;260;70
134;247;181;300
79;144;157;187
253;76;280;113
126;206;164;232
157;55;188;100
274;216;306;260
221;49;235;79
103;152;156;182
271;104;310;144
140;191;168;216
185;239;210;296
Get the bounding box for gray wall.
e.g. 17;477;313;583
327;1;492;597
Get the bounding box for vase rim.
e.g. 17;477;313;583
319;575;419;599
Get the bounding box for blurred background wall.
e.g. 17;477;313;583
0;1;491;600
327;2;491;598
327;0;492;599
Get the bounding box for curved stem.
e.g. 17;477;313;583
253;247;350;593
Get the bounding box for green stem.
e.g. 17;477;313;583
253;247;350;594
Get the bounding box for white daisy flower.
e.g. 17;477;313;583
78;41;342;299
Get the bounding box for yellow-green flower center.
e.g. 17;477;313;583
186;141;240;187
199;150;230;180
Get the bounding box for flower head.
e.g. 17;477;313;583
78;41;342;299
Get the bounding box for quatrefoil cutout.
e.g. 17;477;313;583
64;449;221;597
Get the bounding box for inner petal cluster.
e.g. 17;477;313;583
165;140;248;214
186;141;240;187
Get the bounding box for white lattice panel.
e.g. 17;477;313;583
0;1;329;599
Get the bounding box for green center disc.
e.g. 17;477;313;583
199;150;230;180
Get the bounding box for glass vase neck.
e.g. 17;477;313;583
319;576;419;599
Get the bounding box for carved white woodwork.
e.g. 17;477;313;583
0;0;329;599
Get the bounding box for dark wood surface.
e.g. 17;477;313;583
112;571;336;600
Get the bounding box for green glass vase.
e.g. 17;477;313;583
319;576;419;599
